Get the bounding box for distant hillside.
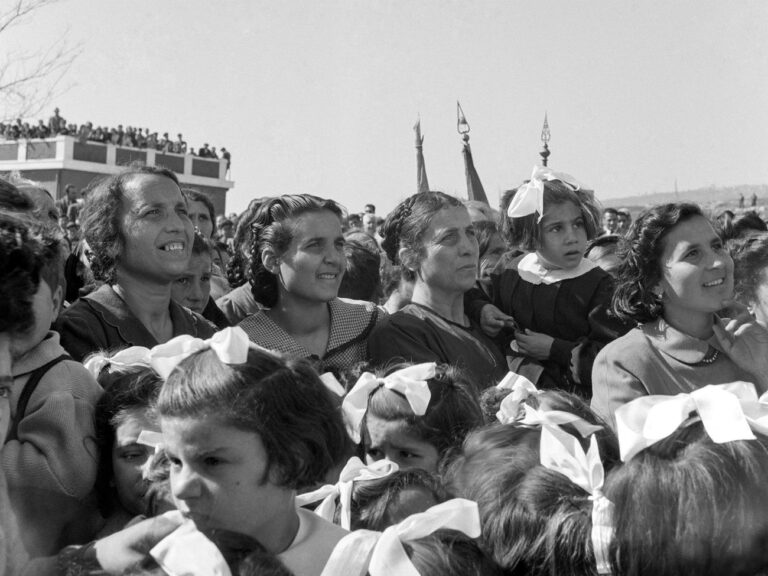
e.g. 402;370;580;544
603;184;768;214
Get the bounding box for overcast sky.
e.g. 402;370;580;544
6;0;768;215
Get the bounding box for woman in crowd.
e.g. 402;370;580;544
591;202;768;427
239;194;383;375
55;165;216;362
368;191;508;388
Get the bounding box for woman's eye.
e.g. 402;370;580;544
686;249;699;259
175;277;190;286
0;387;10;399
399;450;418;460
574;220;585;229
203;456;222;467
550;226;561;233
120;449;148;462
366;449;383;460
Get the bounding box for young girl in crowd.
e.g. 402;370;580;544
171;233;231;329
155;328;349;576
239;194;384;375
591;203;768;428
369;191;507;388
606;387;768;576
445;401;619;576
467;166;629;395
90;360;162;537
343;362;484;473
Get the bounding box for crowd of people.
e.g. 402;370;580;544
0;163;767;576
0;108;232;167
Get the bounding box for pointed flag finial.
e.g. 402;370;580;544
457;101;470;136
414;117;430;194
540;113;551;167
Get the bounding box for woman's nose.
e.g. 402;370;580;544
172;465;201;501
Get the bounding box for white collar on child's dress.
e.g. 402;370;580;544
517;252;598;285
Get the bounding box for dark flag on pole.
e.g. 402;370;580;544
414;118;430;194
457;101;489;204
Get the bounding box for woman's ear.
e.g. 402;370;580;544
261;248;280;274
398;246;419;274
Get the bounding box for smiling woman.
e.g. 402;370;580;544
55;165;216;362
591;203;768;429
238;194;384;375
367;192;507;390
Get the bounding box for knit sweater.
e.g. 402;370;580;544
2;331;102;556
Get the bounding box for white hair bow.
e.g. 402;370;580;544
615;382;758;462
83;346;151;379
149;327;251;379
518;404;603;438
342;363;436;443
507;165;584;222
495;371;540;424
539;425;613;574
320;499;481;576
296;457;399;529
150;513;231;576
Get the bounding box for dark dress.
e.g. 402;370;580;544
465;252;631;396
55;284;217;362
367;303;508;392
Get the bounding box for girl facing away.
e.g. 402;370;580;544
467;167;630;397
591;203;768;428
343;362;484;474
156;335;350;576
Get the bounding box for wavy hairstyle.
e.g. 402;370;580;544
379;191;465;282
500;181;601;251
248;194;344;307
80;164;180;284
611;202;703;324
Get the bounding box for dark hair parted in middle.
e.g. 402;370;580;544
500;181;601;251
80;164;181;284
379;191;465;282
247;194;345;307
157;347;349;489
611;202;704;324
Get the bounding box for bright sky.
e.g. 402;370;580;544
5;0;768;215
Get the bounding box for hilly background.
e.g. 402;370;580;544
603;184;768;216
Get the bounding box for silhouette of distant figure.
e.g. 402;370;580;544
751;192;758;207
739;193;745;208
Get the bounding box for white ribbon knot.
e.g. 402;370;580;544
149;327;251;379
83;346;152;379
342;362;436;443
507;165;584;222
495;372;540;424
539;425;613;574
615;382;758;462
150;513;231;576
296;457;399;529
517;404;603;438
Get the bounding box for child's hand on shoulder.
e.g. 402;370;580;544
513;329;554;361
480;304;515;337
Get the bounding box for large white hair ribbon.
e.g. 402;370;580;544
296;457;399;529
495;371;540;424
83;346;151;379
539;425;612;574
518;404;603;438
149;327;251;379
507;165;584;222
342;362;436;443
615;382;757;462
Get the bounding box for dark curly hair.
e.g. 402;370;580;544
379;192;465;282
611;202;704;324
225;197;269;288
500;181;601;250
731;232;768;309
0;212;63;334
248;194;344;307
81;164;180;284
158;347;349;490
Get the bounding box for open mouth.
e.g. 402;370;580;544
317;273;338;280
161;242;185;252
703;278;724;287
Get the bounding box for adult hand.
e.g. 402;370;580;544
514;329;554;361
480;304;515;337
713;303;768;392
93;511;184;572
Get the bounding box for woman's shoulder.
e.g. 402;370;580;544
596;324;649;361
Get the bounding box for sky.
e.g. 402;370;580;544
4;0;768;216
